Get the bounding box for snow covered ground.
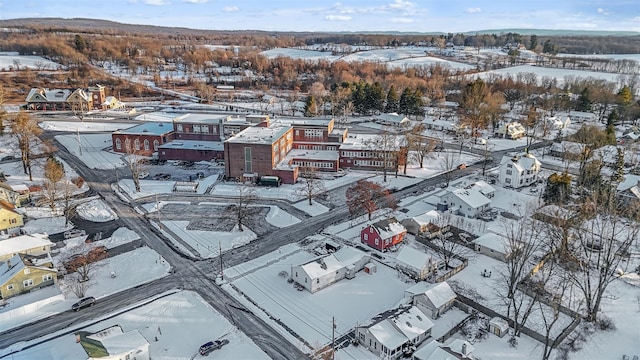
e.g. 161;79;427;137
5;291;270;360
21;216;72;235
55;133;126;170
293;199;330;216
225;243;414;352
0;52;62;70
75;199;118;222
265;205;301;227
0;246;170;332
159;220;257;258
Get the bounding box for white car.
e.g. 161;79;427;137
138;171;149;179
64;229;87;239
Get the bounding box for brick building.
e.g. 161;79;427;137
173;113;229;142
224;125;297;183
112;122;174;156
339;134;405;172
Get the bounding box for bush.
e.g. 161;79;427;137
597;316;616;331
71;176;84;188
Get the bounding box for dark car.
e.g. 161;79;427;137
72;296;95;311
199;339;229;356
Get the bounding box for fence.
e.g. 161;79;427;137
415;235;469;283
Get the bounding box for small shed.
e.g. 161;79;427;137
488;317;510;337
364;262;377;274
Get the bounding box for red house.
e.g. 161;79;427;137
361;218;407;252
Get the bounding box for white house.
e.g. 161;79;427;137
395;246;439;281
0;233;54;262
441;188;491;218
291;246;369;293
401;210;447;238
77;325;150;360
472;232;513;262
568;110;597;123
498;152;541;189
409;281;457;319
494;122;525;139
549;141;586;158
357;306;434;359
412;339;475;360
376;113;411;127
544;115;571;130
467;180;495;198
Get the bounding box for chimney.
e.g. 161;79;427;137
461;343;467;355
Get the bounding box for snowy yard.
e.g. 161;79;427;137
159;220;257;258
0;246;170;332
4;291;270;360
55;133;126;170
225;243;414;351
75;199;118;222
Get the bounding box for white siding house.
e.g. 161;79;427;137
498;152;541;189
291;246;369;293
395;246;439;281
441;188;491;218
494;122;525;139
410;281;457;319
357;306;434;359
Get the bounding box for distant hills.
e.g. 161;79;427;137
1;18;638;37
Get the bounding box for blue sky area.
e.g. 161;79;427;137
1;0;639;33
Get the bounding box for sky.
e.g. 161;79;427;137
1;0;639;33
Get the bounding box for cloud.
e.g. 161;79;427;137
634;16;640;22
182;0;209;3
143;0;170;5
466;7;481;14
325;15;352;21
223;6;239;12
597;8;610;15
391;17;413;23
388;0;416;11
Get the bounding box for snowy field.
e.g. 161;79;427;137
97;227;140;249
55;133;126;170
160;219;257;258
473;65;625;90
21;216;72;235
226;243;414;351
292;199;330;216
0;246;170;332
5;291;270;360
0;52;62;70
0;156;89;195
41;121;129;133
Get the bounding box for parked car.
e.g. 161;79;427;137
64;229;87;239
199;339;229;356
72;296;95;311
138;171;149;179
457;163;467;169
1;155;15;161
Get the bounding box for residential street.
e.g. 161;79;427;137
0;132;487;359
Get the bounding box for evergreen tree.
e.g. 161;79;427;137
528;35;538;50
576;87;593;112
399;87;412;116
611;147;625;183
617;85;633;106
304;96;317;117
543;173;572;204
385;85;399;113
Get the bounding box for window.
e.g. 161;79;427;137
193;125;201;133
176;124;183;132
154;140;159;151
7;284;14;291
43;274;53;282
316;279;320;284
115;138;122;150
23;279;34;287
375;238;379;246
304;278;307;283
244;147;252;173
364;234;368;241
505;178;511;184
202;125;209;134
134;139;140;151
10;218;16;224
144;139;150;151
506;170;512;175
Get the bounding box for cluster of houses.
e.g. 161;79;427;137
25;85;123;111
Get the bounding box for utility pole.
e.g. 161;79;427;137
331;316;336;360
77;128;82;156
219;240;224;281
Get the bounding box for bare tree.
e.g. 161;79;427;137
568;194;639;322
295;167;327;206
62;244;106;298
346;180;397;220
122;137;146;192
430;213;473;269
367;128;398;182
229;184;257;231
439;151;460;186
71;100;89;122
41;156;65;213
406;124;435;169
496;215;546;337
538;262;576;360
11;111;42;181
